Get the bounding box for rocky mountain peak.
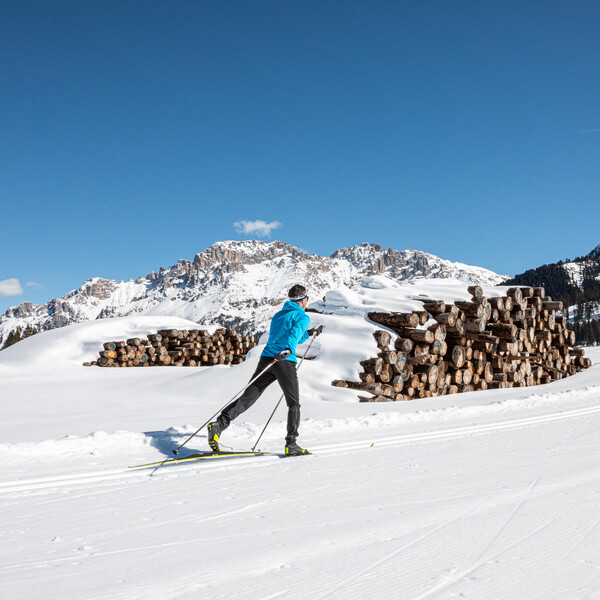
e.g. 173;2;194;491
330;242;384;261
192;240;305;269
74;278;119;301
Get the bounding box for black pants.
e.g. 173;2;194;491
217;356;300;445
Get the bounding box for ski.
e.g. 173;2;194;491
128;450;280;469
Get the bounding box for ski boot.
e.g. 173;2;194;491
207;421;223;452
285;442;311;457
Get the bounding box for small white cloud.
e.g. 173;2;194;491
25;281;45;291
233;219;282;238
0;278;24;297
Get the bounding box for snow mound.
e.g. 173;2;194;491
0;316;208;368
0;430;151;462
361;275;400;289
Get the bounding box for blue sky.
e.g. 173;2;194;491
1;1;599;313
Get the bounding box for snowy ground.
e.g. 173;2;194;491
1;279;599;599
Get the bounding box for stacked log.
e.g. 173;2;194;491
332;286;591;401
83;328;257;368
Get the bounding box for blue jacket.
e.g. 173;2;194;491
262;300;311;363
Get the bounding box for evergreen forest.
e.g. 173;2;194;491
503;247;600;345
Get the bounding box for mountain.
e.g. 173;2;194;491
588;244;600;261
0;240;506;349
502;244;600;344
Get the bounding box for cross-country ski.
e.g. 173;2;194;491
129;450;281;469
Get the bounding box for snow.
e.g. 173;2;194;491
563;261;587;287
1;279;600;599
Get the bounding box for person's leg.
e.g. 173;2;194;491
273;361;301;445
217;356;276;429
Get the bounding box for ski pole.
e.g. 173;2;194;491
251;330;319;452
172;356;280;455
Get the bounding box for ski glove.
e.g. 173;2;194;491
274;348;292;361
307;325;324;337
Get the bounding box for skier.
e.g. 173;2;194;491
207;284;321;456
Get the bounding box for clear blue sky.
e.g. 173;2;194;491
1;1;599;313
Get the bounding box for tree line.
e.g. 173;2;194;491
3;325;38;349
503;253;600;346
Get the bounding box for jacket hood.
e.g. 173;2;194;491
281;300;305;313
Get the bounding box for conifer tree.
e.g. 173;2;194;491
23;325;37;339
4;328;22;348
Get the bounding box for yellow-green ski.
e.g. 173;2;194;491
128;450;279;469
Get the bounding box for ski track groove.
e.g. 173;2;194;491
1;403;600;496
0;477;183;513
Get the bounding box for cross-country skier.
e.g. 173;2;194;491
207;284;321;456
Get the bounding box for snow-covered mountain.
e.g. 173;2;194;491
0;240;506;348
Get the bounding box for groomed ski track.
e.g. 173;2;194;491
2;402;599;496
3;386;600;600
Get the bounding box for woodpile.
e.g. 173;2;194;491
83;328;257;368
332;285;592;402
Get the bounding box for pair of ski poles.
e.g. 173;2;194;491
172;329;319;455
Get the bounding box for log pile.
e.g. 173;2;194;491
83;328;257;368
332;285;592;402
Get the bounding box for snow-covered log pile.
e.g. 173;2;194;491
332;285;591;401
84;328;257;368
